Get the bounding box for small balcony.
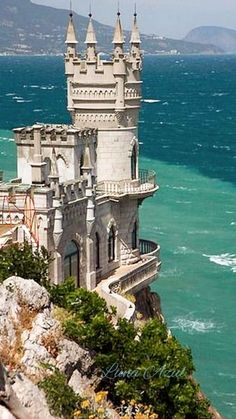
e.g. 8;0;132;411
95;239;161;321
96;169;158;199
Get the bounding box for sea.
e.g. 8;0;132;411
0;55;236;418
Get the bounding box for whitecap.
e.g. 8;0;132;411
5;93;16;96
12;96;23;100
142;99;161;103
170;316;219;334
173;246;195;255
33;109;43;112
203;253;236;272
212;92;228;97
16;99;32;103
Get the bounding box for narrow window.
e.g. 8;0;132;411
131;146;137;180
96;232;100;269
108;226;115;262
64;241;80;286
132;221;138;250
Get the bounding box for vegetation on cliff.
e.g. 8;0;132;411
0;244;214;418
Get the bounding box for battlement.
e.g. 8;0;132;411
65;11;142;129
14;124;97;146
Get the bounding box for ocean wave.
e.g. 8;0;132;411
203;253;236;272
5;93;16;96
142;99;161;103
16;99;32;103
170;316;220;334
173;246;195;255
212;92;229;97
12;96;23;100
33;109;43;112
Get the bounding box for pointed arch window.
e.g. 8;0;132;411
108;226;116;263
95;232;100;269
80;152;84;176
132;221;138;250
131;145;137;180
64;241;80;286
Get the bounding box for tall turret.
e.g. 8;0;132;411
65;11;78;57
130;8;141;59
64;10;143;183
112;11;124;58
85;12;97;62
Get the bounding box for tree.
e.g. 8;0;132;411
0;242;51;283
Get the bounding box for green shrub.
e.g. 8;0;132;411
0;241;51;283
39;367;79;418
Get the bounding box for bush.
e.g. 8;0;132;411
39;367;79;418
47;283;213;418
0;241;51;283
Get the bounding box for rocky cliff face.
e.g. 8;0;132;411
0;276;118;419
134;286;163;321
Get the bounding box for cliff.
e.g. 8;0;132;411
0;0;222;55
0;276;118;418
184;26;236;53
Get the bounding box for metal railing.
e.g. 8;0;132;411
139;239;159;257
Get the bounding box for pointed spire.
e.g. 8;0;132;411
85;12;97;46
65;9;78;45
113;9;124;46
130;5;141;45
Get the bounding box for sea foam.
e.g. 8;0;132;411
203;253;236;272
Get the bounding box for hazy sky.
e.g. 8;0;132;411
33;0;236;39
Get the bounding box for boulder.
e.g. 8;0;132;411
3;277;50;311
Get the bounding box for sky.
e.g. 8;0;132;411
33;0;236;39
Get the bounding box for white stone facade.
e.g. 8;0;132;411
0;12;160;297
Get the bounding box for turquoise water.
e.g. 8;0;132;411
1;55;236;418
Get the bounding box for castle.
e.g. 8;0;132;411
0;10;161;318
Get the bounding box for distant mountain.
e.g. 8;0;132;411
184;26;236;53
0;0;222;55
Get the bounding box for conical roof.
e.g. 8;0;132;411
65;13;78;44
130;13;141;44
112;13;124;44
85;16;97;44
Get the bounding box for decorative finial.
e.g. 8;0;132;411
117;1;120;16
134;3;137;17
69;0;73;17
89;3;92;18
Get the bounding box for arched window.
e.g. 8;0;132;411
131;146;137;180
132;221;138;250
95;232;100;269
80;153;84;176
108;226;116;263
64;241;80;286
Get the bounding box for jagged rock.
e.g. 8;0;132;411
0;286;20;343
68;369;94;398
56;339;94;377
0;405;16;419
12;373;56;419
135;286;162;320
3;277;50;311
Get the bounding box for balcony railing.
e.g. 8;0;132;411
140;239;159;258
96;169;157;196
96;239;161;321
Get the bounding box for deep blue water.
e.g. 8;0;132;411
1;55;236;418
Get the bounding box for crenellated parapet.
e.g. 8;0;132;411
65;10;143;129
14;124;97;186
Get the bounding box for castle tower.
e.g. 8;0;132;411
65;10;143;184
